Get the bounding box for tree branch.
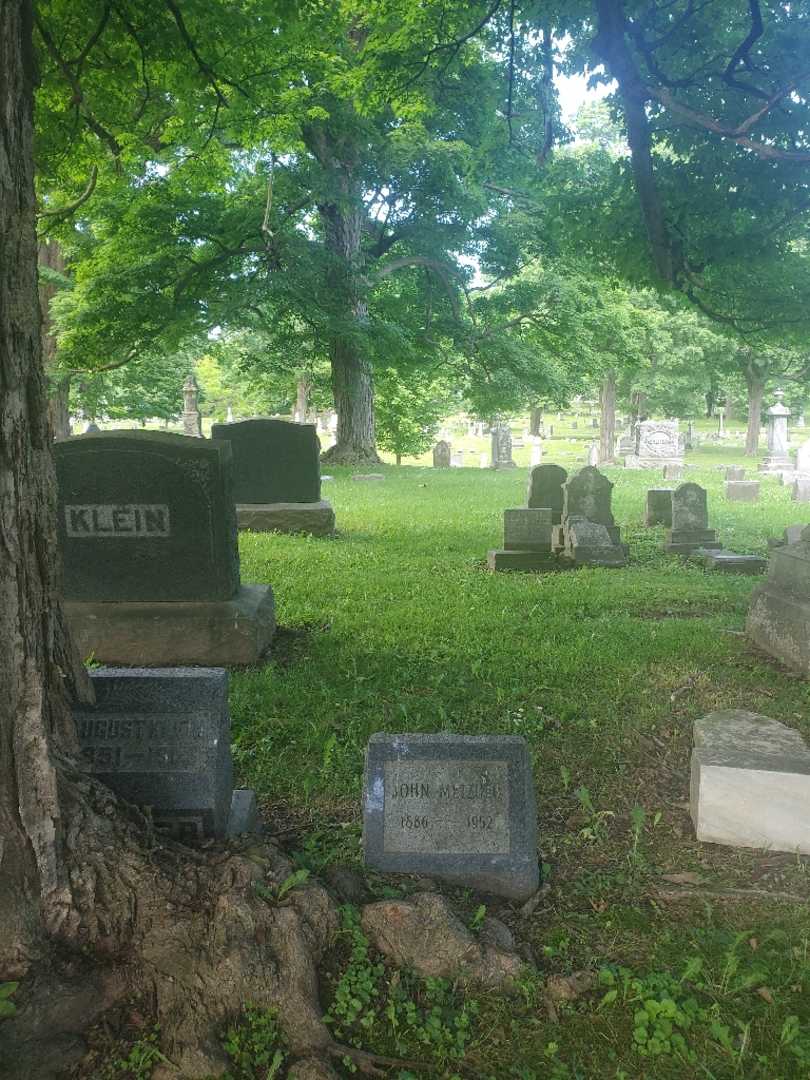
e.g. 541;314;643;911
38;167;99;225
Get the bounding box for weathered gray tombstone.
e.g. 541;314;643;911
564;517;625;567
488;508;556;572
717;407;726;439
725;480;760;502
491;422;516;469
691;710;810;854
645;488;673;527
665;483;720;555
690;549;766;574
747;525;810;675
726;466;746;481
793;475;810;502
432;440;452;468
363;733;539;900
85;421;100;434
686;420;695;450
759;389;791;473
587;441;599;466
182;374;203;438
526;463;567;524
55;430;275;665
210;418;334;536
796;438;810;476
662;464;684;481
626;420;683;469
74;667;257;840
592;418;599;429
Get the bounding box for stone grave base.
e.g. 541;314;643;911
624;455;684;470
665;530;721;555
66;584;275;667
487;549;558;572
746;583;810;676
689;549;766;574
236;500;335;536
227;789;259;836
691;710;810;854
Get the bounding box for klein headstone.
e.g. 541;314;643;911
645;488;673;527
747;525;810;675
726;466;746;481
363;733;539;900
691;710;810;854
432;440;452;468
793;475;810;503
626;420;683;469
564;517;625;567
55;431;274;665
182;374;203;438
558;467;625;565
587;441;599;467
725;480;760;502
662;464;684;481
75;667;234;839
665;483;720;555
526;463;567;525
488;508;557;572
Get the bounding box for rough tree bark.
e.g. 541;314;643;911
304;120;380;465
295;375;312;423
38;239;71;440
0;9;367;1079
744;365;765;457
599;371;616;464
529;406;543;437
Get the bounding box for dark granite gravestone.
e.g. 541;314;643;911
748;526;810;674
56;430;239;602
645;488;673;527
363;733;538;900
433;440;452;468
556;467;626;566
488;508;557;572
75;667;235;839
490;423;517;469
562;466;615;530
210;418;334;536
55;431;274;665
564;517;625;567
526;463;567;524
666;482;721;555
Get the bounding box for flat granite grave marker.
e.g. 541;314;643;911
210;418;334;536
363;733;538;900
665;483;720;555
74;667;257;840
55;430;274;665
691;710;810;854
690;549;766;575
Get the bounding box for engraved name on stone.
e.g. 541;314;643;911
78;712;207;772
65;503;171;538
382;760;510;855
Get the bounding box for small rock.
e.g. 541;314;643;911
287;1057;340;1080
544;971;596;1003
478;916;515;952
361;892;525;990
324;865;368;905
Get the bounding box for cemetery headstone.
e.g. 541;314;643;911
74;666;257;840
725;480;760;502
759;389;791;473
557;467;626;565
182;374;203;438
686;421;694;450
363;732;539;900
479;453;488;468
432;440;452;468
451;451;464;467
717;408;726;438
55;430;275;665
793;475;810;503
587;441;599;466
491;423;517;469
625;420;683;469
663;463;684;481
747;525;810;675
488;508;556;572
690;710;810;854
796;438;810;476
645;488;673;527
85;421;100;434
530;441;542;467
690;549;766;575
665;483;721;555
210;418;334;536
526;463;567;524
563;517;625;567
592;418;599;429
726;466;746;481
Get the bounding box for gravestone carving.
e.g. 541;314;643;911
210;418;334;536
55;430;275;664
363;733;538;900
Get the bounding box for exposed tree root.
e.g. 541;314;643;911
321;442;382;466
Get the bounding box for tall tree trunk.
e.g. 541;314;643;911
744;368;765;457
305;121;380;465
599;371;616;464
529;406;543;437
295;375;312;423
0;12;357;1078
38;239;72;439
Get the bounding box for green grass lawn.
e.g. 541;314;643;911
231;449;810;1079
